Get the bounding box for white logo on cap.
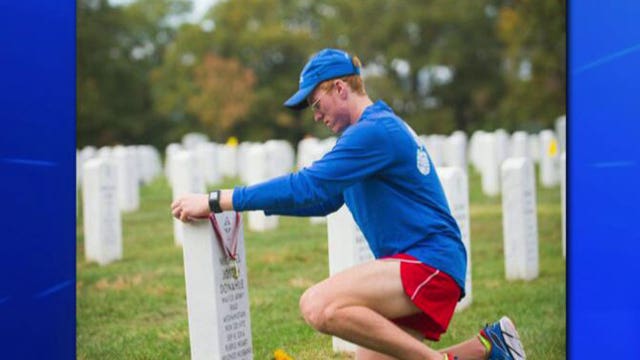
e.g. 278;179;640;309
299;74;304;84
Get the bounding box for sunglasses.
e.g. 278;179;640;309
308;83;334;112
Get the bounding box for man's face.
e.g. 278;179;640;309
307;81;351;134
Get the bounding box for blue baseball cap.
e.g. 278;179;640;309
284;48;361;110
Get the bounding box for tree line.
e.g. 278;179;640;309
77;0;565;149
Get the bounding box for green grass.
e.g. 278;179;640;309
77;168;565;359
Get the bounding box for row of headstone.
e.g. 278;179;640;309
78;145;162;189
420;131;468;170
238;140;295;184
169;141;238;180
79;145;162;265
166;139;297;236
468;125;563;197
420;121;566;187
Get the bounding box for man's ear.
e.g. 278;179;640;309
335;79;349;100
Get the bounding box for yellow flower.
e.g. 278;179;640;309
273;349;294;360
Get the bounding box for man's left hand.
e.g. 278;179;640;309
171;193;210;222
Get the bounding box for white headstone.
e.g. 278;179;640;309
528;134;541;164
196;142;221;186
82;158;122;265
444;131;467;170
501;157;539;280
425;134;446;167
164;143;179;179
327;205;374;353
555;115;566;154
76;149;81;190
136;145;162;185
135;146;148;185
113;146;140;212
182;212;253;360
494;129;510;166
265;140;294;177
96;146;112;159
468;130;486;173
245;144;278;232
236;142;252;184
438;167;472;311
560;152;566;258
182;132;209;150
539;130;559;188
218;144;238;178
170;150;206;246
479;133;500;196
510;131;530;159
80;146;96;163
296;137;319;170
165;143;183;180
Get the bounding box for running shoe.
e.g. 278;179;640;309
480;316;526;360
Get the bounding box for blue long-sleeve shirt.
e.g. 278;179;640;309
233;101;467;295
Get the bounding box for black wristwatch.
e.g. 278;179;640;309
208;190;223;213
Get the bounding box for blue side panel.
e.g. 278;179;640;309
569;2;640;359
0;1;76;359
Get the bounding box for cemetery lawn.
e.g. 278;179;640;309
76;170;565;359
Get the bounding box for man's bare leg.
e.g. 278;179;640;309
355;327;424;360
299;260;441;360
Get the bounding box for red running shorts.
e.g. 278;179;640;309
388;253;461;341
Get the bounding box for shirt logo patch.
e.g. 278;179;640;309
417;145;430;175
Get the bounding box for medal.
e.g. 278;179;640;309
209;212;242;279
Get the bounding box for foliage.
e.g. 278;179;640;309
188;54;256;140
77;0;192;148
77;0;566;148
495;0;566;131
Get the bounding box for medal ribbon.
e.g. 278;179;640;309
208;212;241;261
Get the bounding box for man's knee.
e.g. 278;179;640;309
299;287;336;333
